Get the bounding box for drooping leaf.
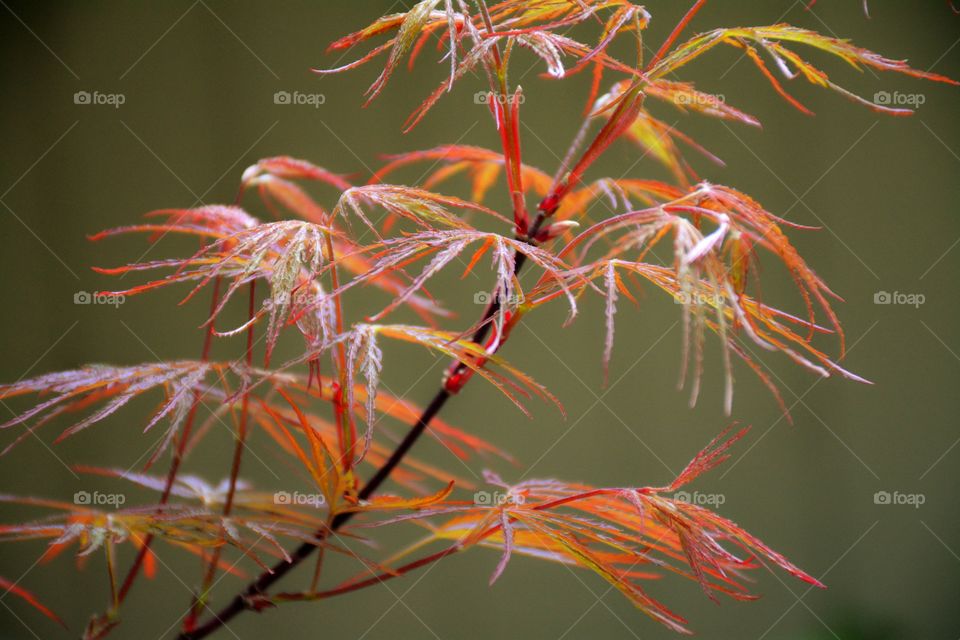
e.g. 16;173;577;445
0;361;219;459
240;156;352;196
529;182;870;415
649;24;958;115
311;324;563;420
336;229;579;334
97;220;336;361
343;427;821;635
333;184;509;237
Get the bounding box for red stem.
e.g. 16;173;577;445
275;544;464;602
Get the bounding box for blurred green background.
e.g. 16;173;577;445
0;1;957;639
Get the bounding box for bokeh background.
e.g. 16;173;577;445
0;2;957;639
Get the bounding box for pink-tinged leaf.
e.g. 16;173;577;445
403;37;500;132
333;185;510;237
528;180;871;415
90;205;259;244
98;220;337;362
0;362;216;457
344;325;384;464
602;261;619;384
334;230;578;329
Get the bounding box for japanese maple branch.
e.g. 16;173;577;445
178;130;606;640
178;111;622;640
180;14;648;640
